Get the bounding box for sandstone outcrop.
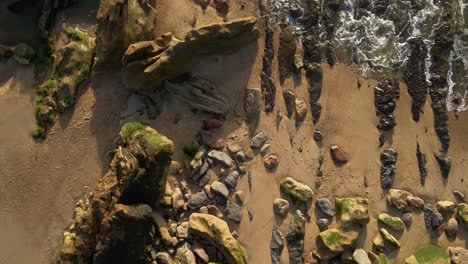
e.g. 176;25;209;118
122;17;259;92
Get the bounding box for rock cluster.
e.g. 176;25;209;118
122;17;259;92
278;24;297;84
374;79;399;132
52;122;174;263
258;1;276;112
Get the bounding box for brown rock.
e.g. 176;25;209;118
330;144;348;164
295;98;307;121
264;154;280;171
203;119;224;130
213;0;229;16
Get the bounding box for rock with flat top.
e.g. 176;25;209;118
208;150;232;167
211;181;229;198
273;198;290;217
387;189;424;211
353;249;371;264
317;198;335;217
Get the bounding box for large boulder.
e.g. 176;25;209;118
93;204;153;263
280;177;314;204
95;0;156;68
122;17;259;92
188;213;247;264
387;189;424;211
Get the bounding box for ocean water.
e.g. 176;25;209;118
269;0;468;111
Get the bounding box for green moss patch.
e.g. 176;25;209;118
378;213;404;231
413;244;449;264
279;177;313;204
65;27;90;45
325;231;344;247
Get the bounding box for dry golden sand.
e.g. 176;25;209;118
0;0;466;263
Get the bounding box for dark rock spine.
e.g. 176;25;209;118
259;0;276;113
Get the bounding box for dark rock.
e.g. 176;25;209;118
278;25;296;84
94;204;153;264
270;226;284;264
286;210;306;264
214;0;229;16
250;131;267;149
402;213;413;226
377;115;396;131
188;191;209;209
380;148;397;189
224;170;240;190
330;144;348;164
192;161;209;182
259;2;276;112
316;198;335;217
424;204;444;231
404;38;428;121
416;142;428;184
313;129;323;142
435;152;451;178
203;119;224;130
225;201;242;223
316;218;329;231
283;90;296;117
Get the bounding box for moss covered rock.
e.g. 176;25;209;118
378;213;405;231
336;197;370;226
0;43;35;64
189;213;247;264
457;203;468;229
318;228;359;255
280;176;313;204
379;228;400;248
369;251;389;264
405;244;449;264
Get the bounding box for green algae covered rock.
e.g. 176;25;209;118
405;244;449;264
369;251;389;264
379;228;400;248
457;203;468;229
280;176;314;204
378;213;405;231
33;26;95;138
336;197;370;226
189;213;247;264
318;228;359;256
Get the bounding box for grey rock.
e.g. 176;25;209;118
208;150;232;167
316;198;335;217
250;131;267;149
192;161;209;182
445;218;458;238
224;170;240;190
273;198;290;217
187;191;208;209
260;144;271;156
402;213;413;226
270;226;284;264
155;252;175;264
424;204;443;231
286;210;305;264
198;173;211;187
380;148;398;189
211;181;229;198
235;151;246;163
225;201;242;223
316;218;329;231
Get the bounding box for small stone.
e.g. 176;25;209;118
202;118;224;130
260;144;271;156
204;184;214;199
377;114;396;131
207;204;224;219
316;218;329;231
213;139;226;150
207;150;232;167
248;208;254;221
192;161;209;182
211;181;229;198
379;228;400;248
280;177;314;204
175;243;196;264
155;252;174;264
159;227;178;247
227;142;242;153
250;131;267;149
313;129;323;142
264;154;280;171
176;222;189;239
295;98;307;121
316;198;335;217
225;201;242;223
454;190;466;202
378;213;405;231
172;188;184;211
402;213;413;226
330;144;348;164
187;191;208;209
273;198;290;217
192;242;210;263
224;170;239;190
424;204;443;231
445;218;458;238
235;151;246;163
234;190;246;204
353;249;371;264
199;206;208;214
435;152;452;178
